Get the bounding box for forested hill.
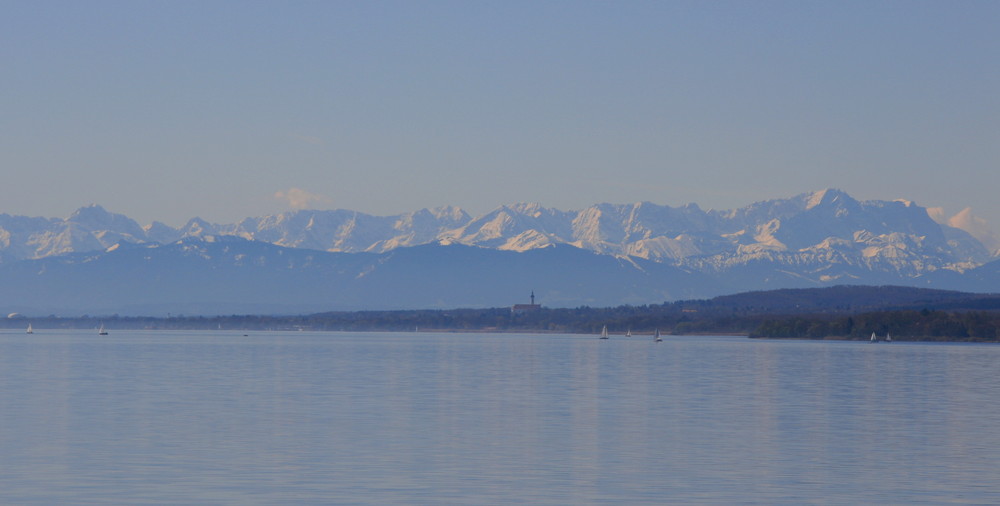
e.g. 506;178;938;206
698;285;1000;341
701;285;1000;314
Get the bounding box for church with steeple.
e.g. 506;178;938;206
511;290;541;314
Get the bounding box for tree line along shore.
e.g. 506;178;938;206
5;290;1000;342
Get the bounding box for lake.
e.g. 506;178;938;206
1;330;999;504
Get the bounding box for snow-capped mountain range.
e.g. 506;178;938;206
1;189;998;315
2;189;993;269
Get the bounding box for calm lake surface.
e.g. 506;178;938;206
1;330;999;504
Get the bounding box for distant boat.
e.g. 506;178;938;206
870;332;877;343
26;323;33;334
626;328;632;337
98;324;108;336
600;325;609;340
886;332;892;343
654;328;662;342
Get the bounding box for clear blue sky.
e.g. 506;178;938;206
3;1;998;230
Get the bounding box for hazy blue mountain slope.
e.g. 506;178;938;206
1;189;998;315
0;238;713;315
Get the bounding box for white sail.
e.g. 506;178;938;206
654;328;662;342
26;323;33;334
870;332;877;342
600;325;609;339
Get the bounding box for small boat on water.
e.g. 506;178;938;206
885;332;892;343
626;328;632;337
600;325;609;340
98;324;108;336
26;323;33;334
654;328;662;342
870;332;877;343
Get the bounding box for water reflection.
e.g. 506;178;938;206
1;332;999;504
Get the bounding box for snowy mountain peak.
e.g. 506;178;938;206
425;205;470;223
0;190;995;282
181;217;218;237
67;203;110;220
67;204;143;233
6;191;1000;314
503;202;547;216
804;188;851;210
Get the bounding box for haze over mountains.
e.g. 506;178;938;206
2;189;998;316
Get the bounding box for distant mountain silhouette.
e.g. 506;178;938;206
1;189;998;315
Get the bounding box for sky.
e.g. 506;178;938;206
2;1;998;232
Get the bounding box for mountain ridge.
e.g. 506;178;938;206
1;233;999;316
2;189;999;315
1;189;993;264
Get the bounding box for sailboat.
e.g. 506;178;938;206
885;332;892;343
654;328;662;342
600;325;609;340
98;324;108;336
26;323;33;334
870;332;877;343
626;328;632;337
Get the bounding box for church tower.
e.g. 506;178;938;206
511;290;541;314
